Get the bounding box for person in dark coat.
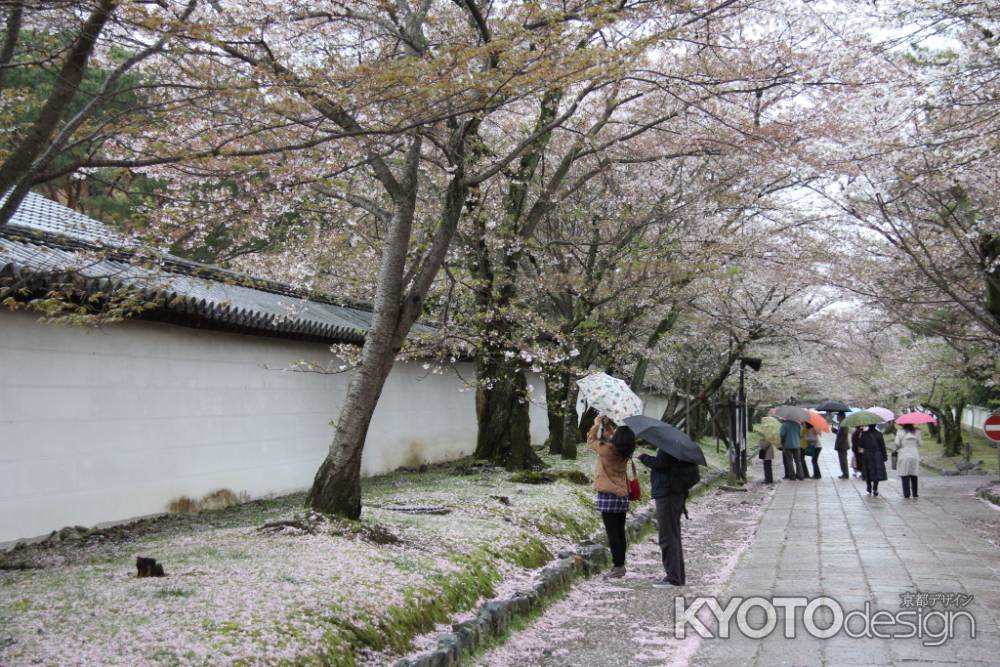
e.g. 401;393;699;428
833;412;851;479
859;424;888;496
639;448;688;588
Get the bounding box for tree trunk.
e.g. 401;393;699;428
0;0;117;225
308;138;425;518
307;319;400;517
473;352;540;469
561;383;583;460
928;419;942;443
940;404;964;457
982;232;1000;331
544;370;567;455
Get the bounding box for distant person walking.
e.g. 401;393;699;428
780;418;805;480
834;412;850;479
894;424;922;498
859;424;888;496
587;416;634;578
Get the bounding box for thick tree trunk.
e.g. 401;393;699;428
544;370;567;454
473;352;540;469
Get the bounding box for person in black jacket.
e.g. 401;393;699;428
639;448;690;588
833;412;850;479
860;424;888;496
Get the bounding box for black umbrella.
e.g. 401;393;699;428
814;400;850;413
623;415;707;466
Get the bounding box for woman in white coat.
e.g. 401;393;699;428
894;424;922;498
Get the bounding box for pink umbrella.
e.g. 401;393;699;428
866;406;895;422
896;411;937;426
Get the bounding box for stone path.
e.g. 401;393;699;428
691;436;1000;667
477;434;1000;666
474;474;774;667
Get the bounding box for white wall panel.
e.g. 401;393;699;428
0;311;550;543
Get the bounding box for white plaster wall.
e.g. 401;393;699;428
640;393;668;420
962;405;992;432
0;311;548;543
526;373;549;445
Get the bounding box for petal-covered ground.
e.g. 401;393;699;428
474;481;773;667
1;450;665;666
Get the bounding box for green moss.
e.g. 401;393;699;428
533;506;600;541
153;588;194;599
509;470;556;484
509;469;591;485
286;535;553;663
10;597;31;613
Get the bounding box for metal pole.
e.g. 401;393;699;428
684;372;691;436
713;398;719;453
737;364;746;481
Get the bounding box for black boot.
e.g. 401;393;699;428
912;476;918;498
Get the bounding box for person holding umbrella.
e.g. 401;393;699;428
587;416;635;578
894;413;932;497
802;422;821;479
626;415;704;588
779;415;806;480
860;424;888;496
753;416;781;485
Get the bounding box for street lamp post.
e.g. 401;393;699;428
734;356;762;481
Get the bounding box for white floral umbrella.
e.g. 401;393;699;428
576;372;643;425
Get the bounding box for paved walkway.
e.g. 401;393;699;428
477;434;1000;666
691;438;1000;666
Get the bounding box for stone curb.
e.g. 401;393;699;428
976;483;1000;508
920;460;988;476
392;469;726;667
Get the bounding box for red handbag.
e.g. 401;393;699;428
627;460;641;501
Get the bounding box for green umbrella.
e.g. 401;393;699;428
843;410;883;428
753;416;781;447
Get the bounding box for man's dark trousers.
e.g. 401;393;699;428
781;447;793;479
837;449;849;477
791;448;805;479
655;493;686;585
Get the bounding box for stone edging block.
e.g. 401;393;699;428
976;483;1000;507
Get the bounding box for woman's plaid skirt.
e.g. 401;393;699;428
596;492;629;513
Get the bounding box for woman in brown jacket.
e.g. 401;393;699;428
587;416;636;578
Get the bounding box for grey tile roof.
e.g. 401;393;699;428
0;192;423;345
